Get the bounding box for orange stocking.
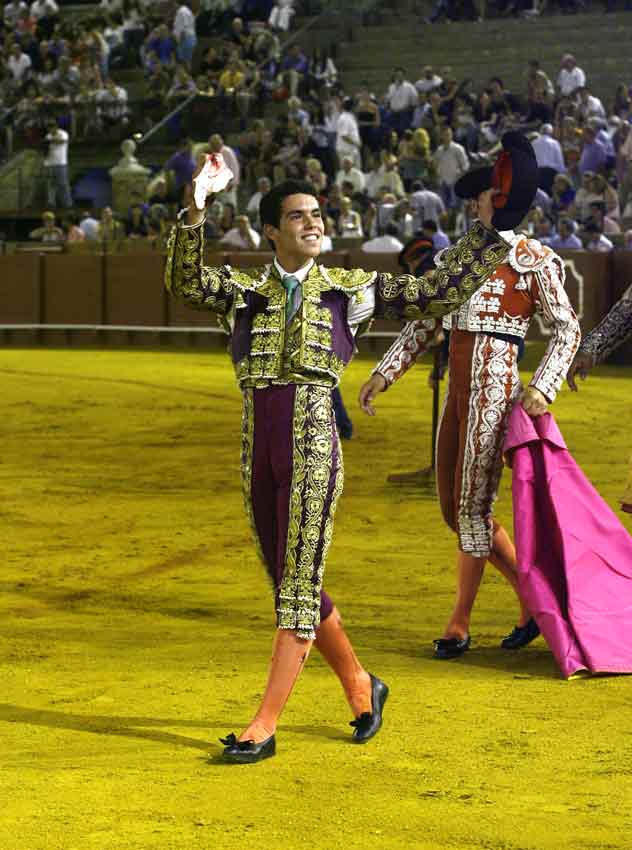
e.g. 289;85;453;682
239;628;313;744
315;607;372;717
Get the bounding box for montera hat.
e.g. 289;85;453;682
454;131;539;229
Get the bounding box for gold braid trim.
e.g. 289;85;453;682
240;390;266;567
165;222;234;314
278;385;335;640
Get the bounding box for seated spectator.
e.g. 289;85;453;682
337;195;363;238
421;217;450;251
589;173;621;220
305;158;327;193
218;201;235;235
577;86;606;125
578;126;608;176
199;44;226;85
551;173;576;219
79;209;100;240
147;203;170;240
588;200;621;235
550;217;583;250
354;86;381;165
15;7;37;38
226;16;252;58
145;23;176;67
220;214;261;250
271;131;302;182
308;46;337;94
367;153;405;200
584;221;613;252
97;206;124;242
287;96;310;130
535;217;556;247
73;81;100;139
361;221;403;253
246;176;271;228
166;63;197;106
29;210;64;241
96;77;129;138
63;211;85;243
335;156;365;195
142;62;170;130
281;43;308;97
217;56;245;107
624;229;632;251
126;201;150;237
4;1;28;28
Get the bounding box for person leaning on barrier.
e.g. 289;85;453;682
164;152;511;765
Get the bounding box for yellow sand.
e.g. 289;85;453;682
0;346;631;850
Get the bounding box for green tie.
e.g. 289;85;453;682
282;274;300;323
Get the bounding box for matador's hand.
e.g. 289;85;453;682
521;386;548;417
358;373;387;416
566;352;594;392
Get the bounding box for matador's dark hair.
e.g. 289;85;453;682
259;179;319;231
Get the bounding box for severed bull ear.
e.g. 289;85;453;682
192;153;234;210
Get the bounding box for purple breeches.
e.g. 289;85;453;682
240;384;344;640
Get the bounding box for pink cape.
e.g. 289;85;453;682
503;405;632;678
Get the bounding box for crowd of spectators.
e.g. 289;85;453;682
3;1;632;255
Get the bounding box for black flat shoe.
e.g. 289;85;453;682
350;673;389;743
219;732;276;764
433;634;471;659
500;618;540;650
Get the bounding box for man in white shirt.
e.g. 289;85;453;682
556;53;586;97
173;0;197;69
220;215;261;250
335;98;361;169
433;126;469;209
584;222;613;252
415;65;442;95
384;67;418;135
43;120;72;209
335;156;365;195
247;177;271;229
7;45;32;84
361;222;403;253
409;180;445;228
79;210;100;240
531;124;566;174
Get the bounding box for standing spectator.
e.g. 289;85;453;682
409;179;445;228
335;97;361;169
354;86;381;165
550;217;583;250
268;0;295;32
307;46;337;94
578;126;607;176
280;43;308;97
145;24;177;67
557;53;586;98
173;1;197;70
29;210;64;241
126;201;150;237
584;221;613;252
433;125;468;210
361;221;403;253
384;67;418;137
43;119;72;209
335;155;365;195
220;214;261;250
532;123;566;173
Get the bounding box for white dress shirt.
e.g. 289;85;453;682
532;134;566;173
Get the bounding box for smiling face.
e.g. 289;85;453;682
264;193;323;271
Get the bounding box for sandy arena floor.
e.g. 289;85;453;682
1;346;631;850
